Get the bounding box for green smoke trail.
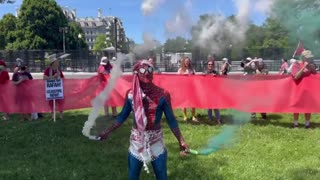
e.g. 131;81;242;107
196;110;251;155
271;0;320;56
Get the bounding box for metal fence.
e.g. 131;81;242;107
1;50;319;73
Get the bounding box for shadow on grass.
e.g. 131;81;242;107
251;114;320;129
290;168;320;180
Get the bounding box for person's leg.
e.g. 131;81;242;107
182;108;187;121
2;113;9;120
111;106;117;117
261;113;267;120
304;113;311;128
208;109;213;121
293;113;299;127
214;109;221;124
251;113;256;118
191;108;198;122
128;153;143;180
104;106;109;116
151;151;168;180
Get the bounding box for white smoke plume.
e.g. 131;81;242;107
165;0;193;36
141;0;165;16
194;0;252;54
253;0;275;14
82;53;124;140
133;32;158;58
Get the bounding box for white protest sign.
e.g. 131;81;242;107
45;79;64;100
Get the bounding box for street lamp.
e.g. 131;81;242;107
77;33;82;69
59;27;68;53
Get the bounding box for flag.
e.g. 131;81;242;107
292;40;304;58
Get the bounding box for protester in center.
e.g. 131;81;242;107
43;54;65;120
0;60;10;120
177;57;198;122
97;56;117;118
291;50;317;128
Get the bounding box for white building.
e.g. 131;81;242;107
62;7;127;51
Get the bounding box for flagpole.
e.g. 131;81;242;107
292;40;300;58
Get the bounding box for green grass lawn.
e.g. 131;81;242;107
1;109;320;180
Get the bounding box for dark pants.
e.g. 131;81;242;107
128;151;168;180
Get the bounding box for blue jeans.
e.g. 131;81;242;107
128;151;168;180
208;109;220;121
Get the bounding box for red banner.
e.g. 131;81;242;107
1;74;320;113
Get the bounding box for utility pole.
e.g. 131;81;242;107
114;17;118;53
59;27;68;53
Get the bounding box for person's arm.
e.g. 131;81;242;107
98;97;132;140
220;64;227;74
43;68;52;80
245;60;255;67
293;63;308;80
12;74;24;85
161;93;188;151
28;72;33;80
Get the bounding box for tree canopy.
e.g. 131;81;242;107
2;0;86;50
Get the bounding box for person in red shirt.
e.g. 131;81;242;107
0;60;10;120
279;58;289;75
43;54;65;120
291;50;317;128
97;56;117;118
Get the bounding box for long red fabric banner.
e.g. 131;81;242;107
1;74;320;113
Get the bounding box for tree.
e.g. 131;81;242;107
93;34;110;51
261;18;289;59
6;0;85;50
65;22;87;50
163;36;192;53
271;0;320;57
0;13;17;49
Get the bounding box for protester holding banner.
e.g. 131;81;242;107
279;58;289;75
149;58;161;74
253;58;268;120
0;60;10;120
177;57;198;122
43;54;65;120
12;60;33;121
203;60;222;124
291;50;317;128
220;57;231;75
97;56;117;118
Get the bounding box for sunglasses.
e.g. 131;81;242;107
208;64;213;65
139;66;153;74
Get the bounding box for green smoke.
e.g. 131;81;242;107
199;110;251;155
271;0;320;57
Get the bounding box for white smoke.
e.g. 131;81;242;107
141;0;165;16
82;53;124;140
194;0;252;54
133;32;158;58
165;0;193;36
253;0;275;14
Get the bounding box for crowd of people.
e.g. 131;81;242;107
0;49;317;129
